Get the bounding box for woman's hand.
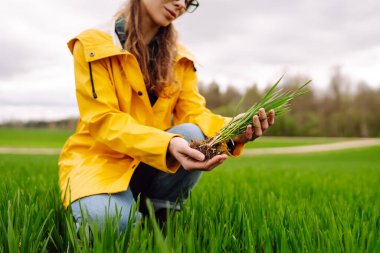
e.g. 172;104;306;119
232;108;275;144
168;137;227;171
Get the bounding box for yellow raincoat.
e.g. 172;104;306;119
59;20;244;208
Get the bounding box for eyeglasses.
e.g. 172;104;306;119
185;0;199;13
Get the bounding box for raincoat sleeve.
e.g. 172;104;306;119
72;41;181;173
173;60;245;157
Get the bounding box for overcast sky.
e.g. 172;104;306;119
1;0;380;122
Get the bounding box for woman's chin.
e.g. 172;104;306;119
157;19;173;27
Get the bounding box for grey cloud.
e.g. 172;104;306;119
0;34;64;79
0;38;35;77
2;1;380;88
0;0;123;79
177;0;380;68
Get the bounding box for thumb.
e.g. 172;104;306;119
181;146;205;161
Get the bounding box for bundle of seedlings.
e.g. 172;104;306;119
190;76;311;159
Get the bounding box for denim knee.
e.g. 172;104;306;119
70;190;141;232
167;123;206;143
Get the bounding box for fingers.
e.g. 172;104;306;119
183;154;228;172
181;146;205;161
258;108;269;132
234;108;276;144
170;137;227;172
252;115;262;138
268;109;275;126
248;108;275;142
245;124;254;141
202;154;227;171
169;137;205;162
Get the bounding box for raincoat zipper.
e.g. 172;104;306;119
88;62;98;99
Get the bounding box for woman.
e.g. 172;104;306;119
59;0;275;230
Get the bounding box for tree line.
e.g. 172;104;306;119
2;68;379;137
199;68;380;137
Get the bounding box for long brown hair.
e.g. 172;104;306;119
117;0;178;96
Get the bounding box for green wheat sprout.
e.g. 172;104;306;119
208;75;311;146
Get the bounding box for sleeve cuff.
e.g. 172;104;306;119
225;140;245;157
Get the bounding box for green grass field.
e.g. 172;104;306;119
0;128;353;149
0;128;73;148
1;145;379;252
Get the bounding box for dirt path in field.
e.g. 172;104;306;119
0;138;380;156
243;138;380;156
0;147;62;155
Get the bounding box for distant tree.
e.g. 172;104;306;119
323;67;352;136
201;80;223;109
210;84;243;117
284;74;319;136
197;81;207;96
328;66;351;106
222;85;241;106
241;83;261;111
353;82;380;136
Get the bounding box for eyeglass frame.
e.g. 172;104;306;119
185;0;199;13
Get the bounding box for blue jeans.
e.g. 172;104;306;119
71;123;205;231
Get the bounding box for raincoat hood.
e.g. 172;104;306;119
67;18;197;64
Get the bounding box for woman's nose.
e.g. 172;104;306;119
174;0;186;10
